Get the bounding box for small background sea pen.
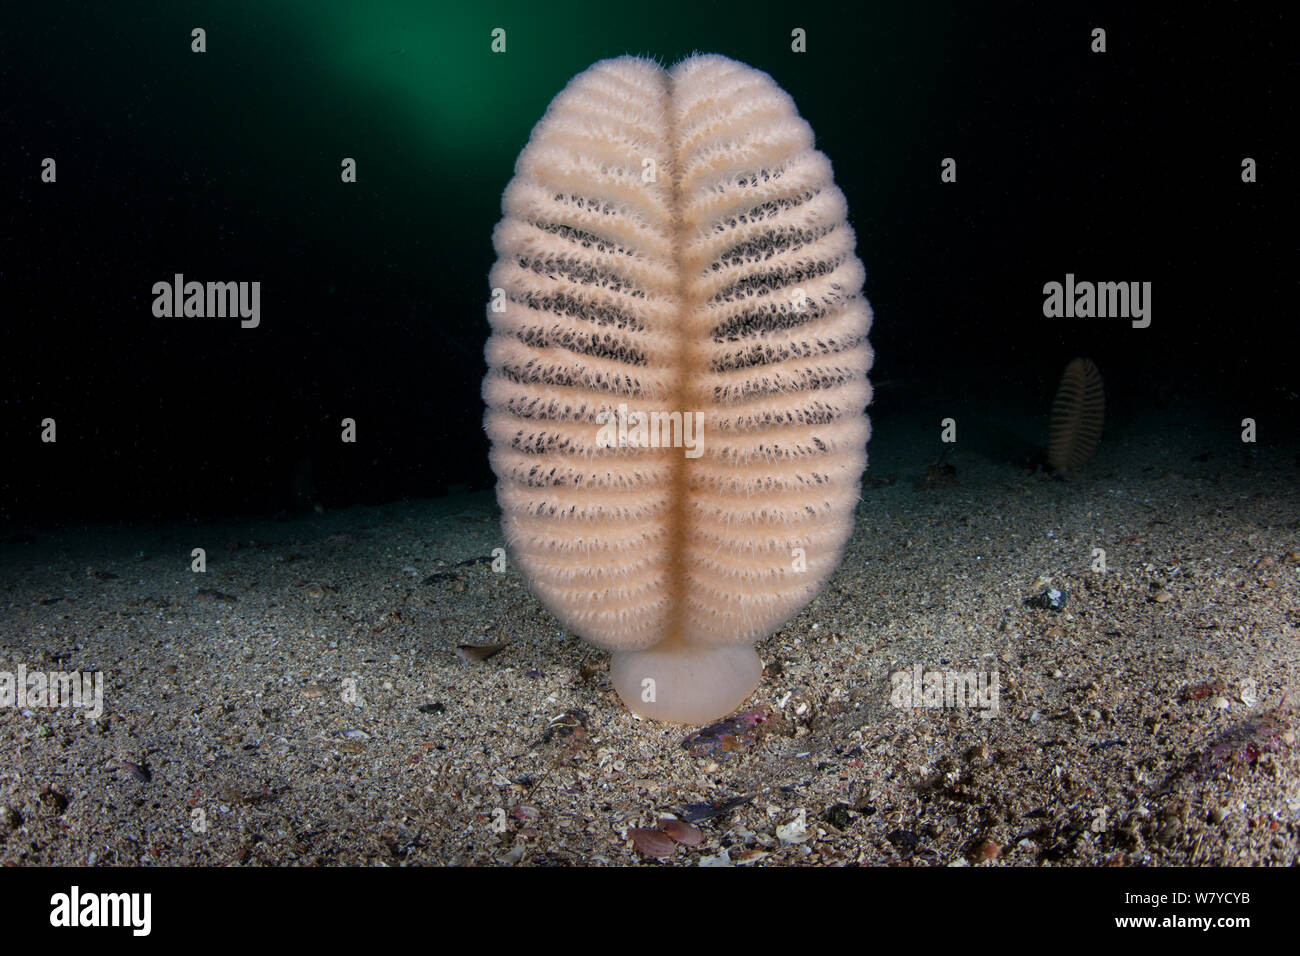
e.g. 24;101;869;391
1046;357;1104;473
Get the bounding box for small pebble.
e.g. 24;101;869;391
825;804;857;829
499;845;525;865
1026;587;1068;612
681;708;772;760
455;643;508;662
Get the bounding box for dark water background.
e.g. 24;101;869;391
0;1;1291;526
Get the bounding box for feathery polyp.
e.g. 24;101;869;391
484;54;873;723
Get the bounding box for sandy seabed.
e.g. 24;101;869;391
1;409;1297;866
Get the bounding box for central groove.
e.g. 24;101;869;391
663;69;691;647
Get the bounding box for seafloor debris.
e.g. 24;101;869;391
823;804;857;829
628;827;676;859
776;809;813;844
1181;679;1227;702
1193;703;1293;781
539;709;588;746
1025;587;1069;611
888;828;919;849
681;707;772;760
454;643;508;662
678;795;753;823
659;818;703;846
422;555;495;585
628;817;705;859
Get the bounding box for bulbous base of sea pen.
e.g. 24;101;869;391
610;638;762;724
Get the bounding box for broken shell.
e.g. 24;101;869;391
628;827;675;859
660;818;703;846
776;809;812;844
